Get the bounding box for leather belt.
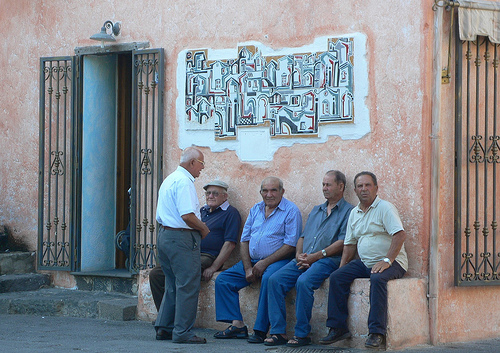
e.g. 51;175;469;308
161;225;191;232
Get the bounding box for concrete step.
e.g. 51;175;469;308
0;288;137;321
0;251;35;275
72;270;137;295
0;273;51;293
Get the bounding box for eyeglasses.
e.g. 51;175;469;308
195;158;205;166
205;191;222;197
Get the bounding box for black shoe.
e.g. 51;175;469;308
156;328;172;340
247;330;267;343
365;333;385;349
319;327;352;345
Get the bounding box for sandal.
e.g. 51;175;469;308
286;336;312;347
247;331;266;343
264;334;288;346
213;325;249;339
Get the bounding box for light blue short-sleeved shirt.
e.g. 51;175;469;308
240;197;302;261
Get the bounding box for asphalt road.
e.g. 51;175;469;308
2;314;499;353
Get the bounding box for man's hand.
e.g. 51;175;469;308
245;267;256;283
251;260;268;278
199;224;210;239
371;260;391;273
296;252;316;270
202;266;217;281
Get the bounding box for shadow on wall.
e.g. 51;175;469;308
0;225;30;253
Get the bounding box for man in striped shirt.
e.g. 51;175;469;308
213;176;302;344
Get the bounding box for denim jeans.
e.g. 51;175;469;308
268;257;340;337
215;258;290;332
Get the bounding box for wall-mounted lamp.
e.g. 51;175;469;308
90;20;121;48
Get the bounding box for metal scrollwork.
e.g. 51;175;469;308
50;151;65;175
140;148;152;175
469;135;485;163
487;135;500;163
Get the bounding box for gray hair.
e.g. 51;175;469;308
180;147;202;164
261;176;283;191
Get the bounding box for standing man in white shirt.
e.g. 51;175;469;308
154;147;210;344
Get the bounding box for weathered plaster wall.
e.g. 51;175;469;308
1;0;429;273
0;0;498;345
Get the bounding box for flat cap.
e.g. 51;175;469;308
203;180;229;191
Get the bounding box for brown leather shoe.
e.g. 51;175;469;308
175;335;207;344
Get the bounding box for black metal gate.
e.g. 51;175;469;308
130;49;164;271
38;57;79;270
455;34;500;285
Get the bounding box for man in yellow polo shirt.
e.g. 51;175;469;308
320;171;407;350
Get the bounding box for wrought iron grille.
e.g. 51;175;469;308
455;34;500;285
38;57;78;270
130;49;164;271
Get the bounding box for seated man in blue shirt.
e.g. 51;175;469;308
213;176;302;343
264;170;353;347
150;180;242;317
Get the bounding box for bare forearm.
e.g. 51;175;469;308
181;213;210;238
315;239;344;259
209;241;236;271
295;237;304;259
386;230;406;263
260;244;295;267
240;242;252;271
339;244;357;267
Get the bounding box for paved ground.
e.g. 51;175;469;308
2;314;499;353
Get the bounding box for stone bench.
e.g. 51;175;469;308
137;270;429;350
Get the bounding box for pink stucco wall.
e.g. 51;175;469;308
0;0;499;345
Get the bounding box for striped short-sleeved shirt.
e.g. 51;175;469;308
241;197;302;260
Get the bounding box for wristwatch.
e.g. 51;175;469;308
383;257;392;266
321;249;327;257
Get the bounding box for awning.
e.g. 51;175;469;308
458;0;500;43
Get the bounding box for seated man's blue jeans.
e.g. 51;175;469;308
326;259;406;335
268;257;340;338
215;259;290;333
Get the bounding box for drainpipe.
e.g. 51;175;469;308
429;4;443;346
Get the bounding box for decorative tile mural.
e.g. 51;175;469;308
184;37;354;139
177;35;369;162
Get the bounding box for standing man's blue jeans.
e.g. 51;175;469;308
268;257;340;338
215;259;290;333
326;259;406;335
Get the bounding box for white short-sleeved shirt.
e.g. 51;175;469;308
155;166;200;229
344;196;408;271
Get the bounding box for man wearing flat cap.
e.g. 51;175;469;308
150;179;242;327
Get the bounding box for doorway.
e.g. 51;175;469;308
80;53;131;271
38;46;164;274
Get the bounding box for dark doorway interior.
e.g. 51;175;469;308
115;53;132;269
